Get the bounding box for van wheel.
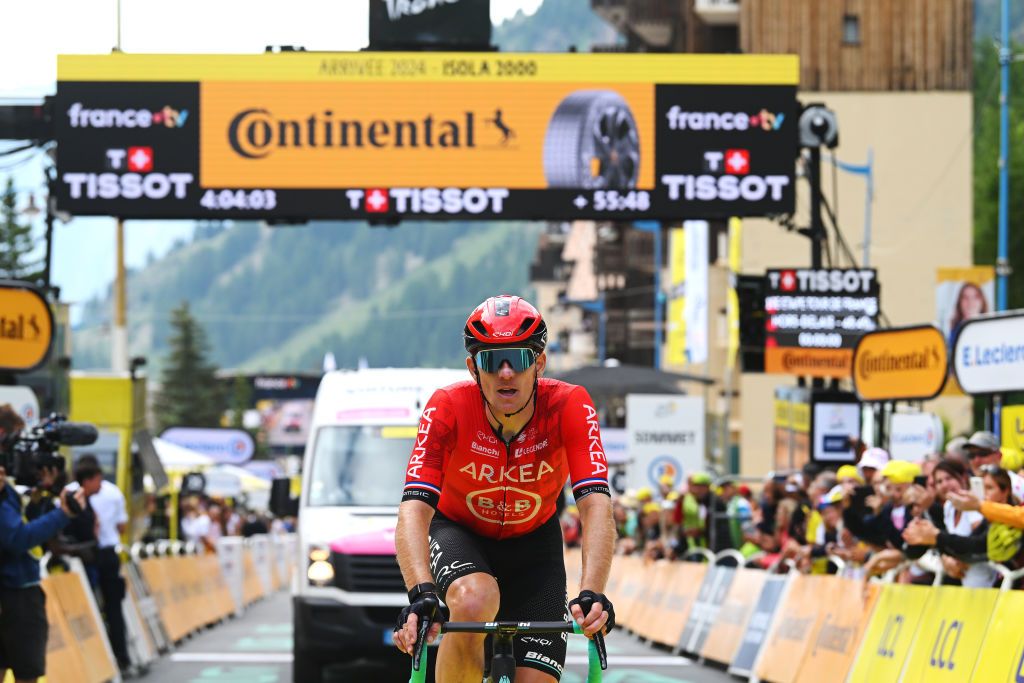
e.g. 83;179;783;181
543;90;640;190
292;648;324;683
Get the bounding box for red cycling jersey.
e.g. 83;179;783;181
402;378;610;539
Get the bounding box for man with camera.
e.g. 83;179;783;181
0;405;87;683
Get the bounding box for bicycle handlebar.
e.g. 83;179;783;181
409;620;606;683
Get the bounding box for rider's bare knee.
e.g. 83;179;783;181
445;574;499;622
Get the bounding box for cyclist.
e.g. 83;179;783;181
394;295;616;683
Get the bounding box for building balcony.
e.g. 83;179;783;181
694;0;739;26
591;0;677;48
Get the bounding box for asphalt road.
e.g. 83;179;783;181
143;590;737;683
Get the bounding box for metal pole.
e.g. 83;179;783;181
653;222;663;369
43;200;54;290
997;0;1011;311
808;147;825;269
112;217;128;372
598;296;607;364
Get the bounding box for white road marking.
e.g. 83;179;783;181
170;653;294;663
567;655;692;666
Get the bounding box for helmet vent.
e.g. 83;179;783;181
471;321;490;337
515;317;535;336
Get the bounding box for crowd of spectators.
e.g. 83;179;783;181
568;430;1024;586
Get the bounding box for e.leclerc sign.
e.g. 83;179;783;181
953;311;1024;394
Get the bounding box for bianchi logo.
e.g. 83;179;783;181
384;0;460;21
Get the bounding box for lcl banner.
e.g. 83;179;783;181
55;53;798;220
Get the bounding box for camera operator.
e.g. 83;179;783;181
0;404;86;683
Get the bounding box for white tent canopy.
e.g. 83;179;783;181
152;437;215;471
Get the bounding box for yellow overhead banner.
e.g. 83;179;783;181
852;326;948;402
0;282;53;372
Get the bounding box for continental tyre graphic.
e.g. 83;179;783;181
543;90;639;190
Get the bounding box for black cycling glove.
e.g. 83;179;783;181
396;584;449;632
568;589;616;632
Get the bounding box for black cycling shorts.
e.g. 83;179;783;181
0;585;48;680
429;511;569;680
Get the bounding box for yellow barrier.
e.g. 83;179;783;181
756;574;836;683
612;554;645;630
794;580;878;683
701;567;767;664
631;560;675;642
651;561;707;648
901;585;999;682
41;579;90;682
848;583;933;683
47;572;117;683
242;546;264;605
971;589;1024;681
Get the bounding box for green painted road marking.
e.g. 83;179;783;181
567;637;626;655
232;636;293;651
253;623;292;635
190;665;280;682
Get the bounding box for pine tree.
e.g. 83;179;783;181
153;301;224;433
0;177;43;283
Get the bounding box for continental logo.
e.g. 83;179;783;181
227;108;513;159
857;346;943;380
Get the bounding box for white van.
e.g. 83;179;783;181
292;367;467;682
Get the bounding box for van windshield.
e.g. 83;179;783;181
307;425;416;507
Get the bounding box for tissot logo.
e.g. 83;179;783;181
227;108;479;159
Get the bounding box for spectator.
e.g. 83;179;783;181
963;431;1024;500
902;459;993;587
857;447;890;486
945;436;969;460
181;497;214;552
677;473;711;552
720;480;755;554
843;459;918;549
242;509;269;537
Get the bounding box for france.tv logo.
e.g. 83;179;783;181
67;103;189;129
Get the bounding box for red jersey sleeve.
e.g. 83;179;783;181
561;386;611;501
402;389;456;508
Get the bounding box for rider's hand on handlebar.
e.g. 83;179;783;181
394;587;447;656
569;590;615;638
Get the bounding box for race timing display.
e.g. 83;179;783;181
54;52;799;220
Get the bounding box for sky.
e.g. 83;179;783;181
0;0;544;312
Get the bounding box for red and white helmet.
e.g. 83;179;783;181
463;295;548;355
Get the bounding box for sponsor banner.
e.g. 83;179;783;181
811;395;860;463
0;281;54;372
970;590;1024;682
1003;405;1024;452
626;394;705;491
773;386;810;470
678;566;736;654
756;574;835;683
244;374;321;401
901;585;999;682
683;220;709;365
666;227;686;366
160;427;256;465
952;311;1024;394
369;0;491;50
795;580;879;683
701;568;766;664
853;326;948;401
0;386;40;427
888;412;944;461
726;217;742;370
848;583;932;683
764;268;880;378
728;574;789;677
600;427;628;466
56;53;797;220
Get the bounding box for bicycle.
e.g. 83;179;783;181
409;619;608;683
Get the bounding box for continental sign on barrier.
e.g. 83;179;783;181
0;281;54;372
852;325;948;401
55;53;798;220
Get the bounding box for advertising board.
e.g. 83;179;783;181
0;281;54;372
888;412;944;461
160;427;256;465
852;326;948;401
952;311;1024;394
764;268;879;378
625;394;705;491
811;392;860;463
55;53;798;220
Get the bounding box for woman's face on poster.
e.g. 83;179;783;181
958;284;986;318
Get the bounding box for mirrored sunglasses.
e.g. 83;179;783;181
474;348;536;373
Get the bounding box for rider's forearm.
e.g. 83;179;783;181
396;500;436;590
577;494;615;593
